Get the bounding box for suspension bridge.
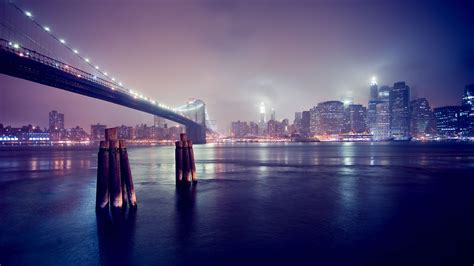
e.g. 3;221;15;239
0;1;212;144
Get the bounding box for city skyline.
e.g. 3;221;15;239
1;0;474;132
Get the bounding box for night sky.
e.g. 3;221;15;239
1;0;473;132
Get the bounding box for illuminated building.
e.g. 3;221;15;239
390;82;411;140
462;84;474;136
49;110;64;141
301;111;311;137
433;106;470;138
410;98;435;138
90;123;106;141
374;102;391;140
311;101;345;135
344;104;367;133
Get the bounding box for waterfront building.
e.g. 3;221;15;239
390;82;411;140
312;101;345;135
67;126;88;141
433;106;470;138
90;123;106;141
410;98;435;139
49;110;65;141
462;84;474;136
249;122;259;136
48;110;65;131
344;104;367;133
231;121;250;138
293;112;302;133
301;111;311;137
374;102;391;140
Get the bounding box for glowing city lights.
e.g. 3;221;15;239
24;11;32;17
59;39;66;44
371;76;377;85
43;26;50;32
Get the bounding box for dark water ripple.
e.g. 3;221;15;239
0;142;474;265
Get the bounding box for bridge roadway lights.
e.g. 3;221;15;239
185;124;206;144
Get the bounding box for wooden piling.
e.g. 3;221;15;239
120;140;137;208
182;140;192;183
109;140;123;210
175;141;184;184
105;127;118;141
188;140;197;184
96;140;110;210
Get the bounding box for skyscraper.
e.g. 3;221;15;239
374;102;391;140
48;110;65;141
410;98;435;139
270;108;276;121
91;124;107;141
48;110;64;131
344;104;367;133
433;106;470;138
390;82;411;140
312;101;345;135
293;112;302;133
259;102;266;135
301;111;311;137
367;77;380;134
462;84;474;136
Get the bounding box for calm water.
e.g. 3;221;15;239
1;143;474;265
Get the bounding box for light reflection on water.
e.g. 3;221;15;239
0;143;474;265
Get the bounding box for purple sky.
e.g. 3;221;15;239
1;0;474;133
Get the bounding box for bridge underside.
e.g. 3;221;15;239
0;49;206;144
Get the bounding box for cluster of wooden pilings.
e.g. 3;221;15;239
175;133;197;186
96;128;137;212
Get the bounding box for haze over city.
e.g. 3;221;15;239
1;0;474;132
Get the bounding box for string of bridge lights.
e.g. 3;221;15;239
9;2;178;111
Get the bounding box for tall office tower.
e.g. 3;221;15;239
462;84;474;136
258;102;266;135
270;108;276;121
259;102;266;123
374;102;391;140
367;78;380;134
301;111;311;137
370;76;378;100
293;112;302;132
249;122;259;136
390;82;411;140
313;101;345;135
433;106;470;138
49;110;65;131
231;121;249;138
344;104;367;133
48;110;65;141
90;123;107;141
410;98;435;139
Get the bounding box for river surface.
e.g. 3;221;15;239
1;142;474;265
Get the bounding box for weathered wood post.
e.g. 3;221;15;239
96;140;110;210
182;140;192;183
175;133;197;186
108;137;123;211
188;140;197;184
175;140;184;184
120;140;137;208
